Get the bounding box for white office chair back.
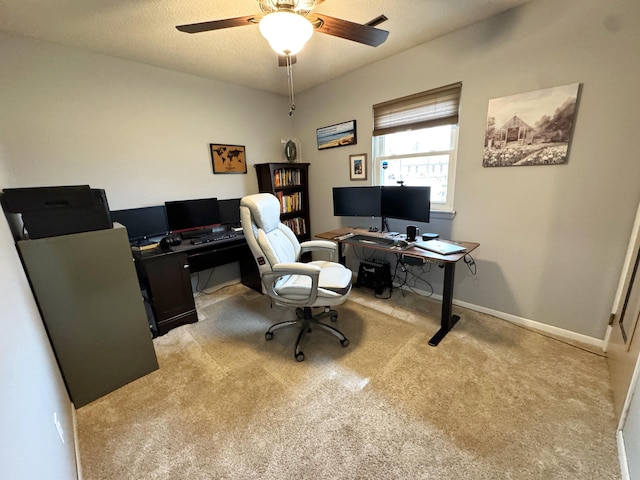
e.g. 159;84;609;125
240;193;301;278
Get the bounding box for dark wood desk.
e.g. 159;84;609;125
316;228;479;346
133;233;260;336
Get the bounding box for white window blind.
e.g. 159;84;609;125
373;82;462;137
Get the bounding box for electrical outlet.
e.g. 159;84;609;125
53;412;65;444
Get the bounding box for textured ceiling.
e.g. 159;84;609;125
0;0;530;95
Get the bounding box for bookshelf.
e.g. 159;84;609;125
254;163;311;241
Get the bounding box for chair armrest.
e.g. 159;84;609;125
273;262;322;274
299;240;337;261
262;262;321;306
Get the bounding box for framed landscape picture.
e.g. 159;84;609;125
316;120;357;150
210;144;247;174
483;83;581;167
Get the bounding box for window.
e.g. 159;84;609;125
372;82;462;212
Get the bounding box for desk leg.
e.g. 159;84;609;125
337;242;346;265
428;262;460;346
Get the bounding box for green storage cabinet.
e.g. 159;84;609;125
18;224;158;408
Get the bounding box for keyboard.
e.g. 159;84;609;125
346;234;396;246
190;233;237;245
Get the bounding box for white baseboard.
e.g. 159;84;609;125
72;403;83;480
617;428;630;480
453;297;605;350
398;285;605;351
202;277;241;294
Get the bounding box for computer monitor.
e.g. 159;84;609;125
381;186;431;223
218;198;241;226
110;205;169;244
164;197;220;234
332;186;382;217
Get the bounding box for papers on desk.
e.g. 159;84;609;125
131;242;159;252
414;240;467;255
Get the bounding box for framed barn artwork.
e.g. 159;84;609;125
483;83;581;167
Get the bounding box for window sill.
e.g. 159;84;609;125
430;210;456;220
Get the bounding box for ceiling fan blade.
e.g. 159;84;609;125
366;15;388;28
278;54;297;67
176;15;258;34
313;14;389;47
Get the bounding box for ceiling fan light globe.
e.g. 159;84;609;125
259;11;313;56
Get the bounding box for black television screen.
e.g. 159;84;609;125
110;205;168;242
381;186;431;223
218;198;241;225
332;187;382;217
165;197;220;233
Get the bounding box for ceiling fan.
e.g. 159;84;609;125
176;0;389;59
176;1;388;115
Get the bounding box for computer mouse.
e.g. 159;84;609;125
397;240;409;249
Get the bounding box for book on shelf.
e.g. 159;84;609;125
283;217;307;236
275;191;303;214
273;168;301;188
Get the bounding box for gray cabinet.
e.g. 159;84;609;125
18;224;158;408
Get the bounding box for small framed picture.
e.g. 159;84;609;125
349;153;367;181
210;144;247;174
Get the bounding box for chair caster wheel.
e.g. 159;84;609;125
330;314;338;322
265;332;274;341
340;338;350;347
295;352;305;362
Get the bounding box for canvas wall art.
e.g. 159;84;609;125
316;120;357;150
483;83;581;167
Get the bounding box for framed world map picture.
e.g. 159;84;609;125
210;144;247;174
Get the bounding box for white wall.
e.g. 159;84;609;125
0;31;295;479
0;33;293;209
0;159;77;479
294;0;640;340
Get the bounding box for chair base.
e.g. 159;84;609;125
265;306;349;362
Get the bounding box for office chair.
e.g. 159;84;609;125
240;193;351;361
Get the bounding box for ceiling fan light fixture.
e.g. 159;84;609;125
259;11;313;55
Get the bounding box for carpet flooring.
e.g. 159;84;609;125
76;284;621;479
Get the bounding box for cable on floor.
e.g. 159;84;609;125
192;267;216;297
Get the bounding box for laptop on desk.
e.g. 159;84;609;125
414;239;467;255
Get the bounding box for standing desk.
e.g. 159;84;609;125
316;227;479;346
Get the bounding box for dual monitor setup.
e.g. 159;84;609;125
110;197;241;246
333;185;431;236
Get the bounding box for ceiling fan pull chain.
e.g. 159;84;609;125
287;54;296;116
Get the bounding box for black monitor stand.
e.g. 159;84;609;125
381;217;389;233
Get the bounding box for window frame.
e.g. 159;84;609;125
372;83;461;214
